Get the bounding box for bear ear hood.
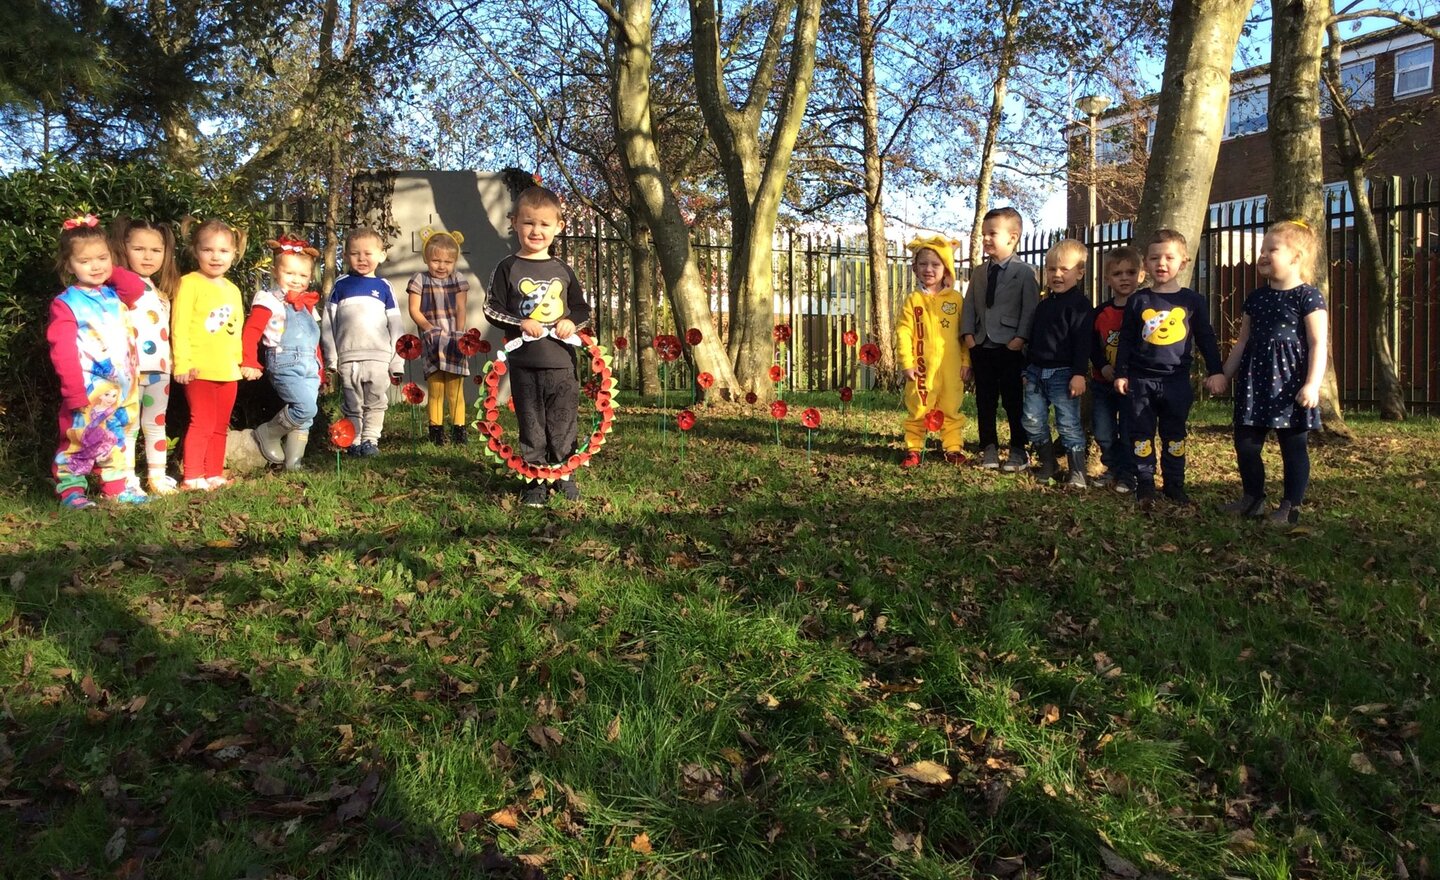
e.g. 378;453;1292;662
906;235;960;286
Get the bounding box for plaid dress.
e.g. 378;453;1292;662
407;272;471;376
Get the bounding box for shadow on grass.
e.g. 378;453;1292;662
2;405;1438;878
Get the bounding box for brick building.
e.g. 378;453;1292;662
1066;20;1440;228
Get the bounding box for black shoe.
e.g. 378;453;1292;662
555;477;580;501
980;444;1000;469
1162;485;1193;506
450;425;467;445
1114;475;1137;495
1000;446;1029;473
1220;494;1267;518
1136;481;1157;509
1267;500;1300;527
428;425;446;446
521;481;548;508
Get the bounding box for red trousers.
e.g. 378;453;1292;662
183;379;237;480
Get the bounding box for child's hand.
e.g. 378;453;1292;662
1204;374;1229;395
1113;377;1128;395
902;368;917;382
175;368;198;385
1296;383;1320;408
1005;337;1025;352
240;366;263;381
962;334;976;350
962;366;973;384
554;319;576;339
1068;375;1086;398
520;318;544;338
1101;365;1114;381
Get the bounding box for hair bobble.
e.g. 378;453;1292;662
62;214;100;231
1289;218;1310;230
266;234;320;258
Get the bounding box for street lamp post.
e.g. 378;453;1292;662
1075;95;1112;230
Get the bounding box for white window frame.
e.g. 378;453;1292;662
1394;44;1434;98
1224;87;1268;139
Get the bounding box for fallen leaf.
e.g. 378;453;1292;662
605;714;621;743
1039;704;1060;727
630;832;652;854
898;760;951;785
104;827;126;862
1349;752;1376;775
490;807;521;829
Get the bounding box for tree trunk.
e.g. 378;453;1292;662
857;0;896;386
968;0;1023;271
322;139;343;295
606;0;737;401
1323;18;1406;419
1270;0;1350;438
1133;0;1253;279
628;217;662;395
688;0;822;400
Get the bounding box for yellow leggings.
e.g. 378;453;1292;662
426;371;466;426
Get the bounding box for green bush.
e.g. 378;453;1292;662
0;160;266;482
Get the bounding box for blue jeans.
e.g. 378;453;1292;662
1022;366;1084;452
1090;380;1133;477
266;348;320;430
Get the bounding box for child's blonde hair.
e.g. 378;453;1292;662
1044;238;1087;267
1148;228;1188;256
1267;219;1319;284
422;230;462;259
346;226;385;250
189;218;246;263
111;217;179;299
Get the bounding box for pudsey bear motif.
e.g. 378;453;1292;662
1140;307;1187;345
519;278;566;323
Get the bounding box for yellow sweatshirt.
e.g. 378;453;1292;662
172;272;243;381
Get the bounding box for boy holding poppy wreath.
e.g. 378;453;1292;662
483;186;591;507
896;235;969;468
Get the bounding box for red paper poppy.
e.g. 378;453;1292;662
583;380;599;400
839;386;853;402
492;361;508;377
396;334;422;360
328;418;356;448
768;364;785;383
677;409;696;431
685;327;703;346
697;371;714;389
478;339;492;354
614;336;629;350
745;391;758;404
654;334;682;362
801;408;822;429
842;329;859;346
773;324;792;343
457;334;482;356
859;343;881;365
402;382;426;405
770;400;788;420
473;375;484;385
925;409;945;431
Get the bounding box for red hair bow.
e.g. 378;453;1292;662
62;214;99;231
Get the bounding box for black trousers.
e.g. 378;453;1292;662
1127;372;1192;487
970;344;1027;449
1234;424;1310;504
510;366;579;466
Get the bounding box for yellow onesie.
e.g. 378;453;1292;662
897;286;969;452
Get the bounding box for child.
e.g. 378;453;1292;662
1089;246;1142;492
1020;239;1092;488
242;236;324;471
172;218;246;491
47;214;148;508
112;217;180;496
961;207;1040;471
407;229;471;445
1216;220;1328;526
1113;230;1227;506
322;228;403;457
483;186;591;507
896;235;969;467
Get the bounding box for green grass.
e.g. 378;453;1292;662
1;393;1437;879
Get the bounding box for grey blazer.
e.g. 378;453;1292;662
960;258;1041;346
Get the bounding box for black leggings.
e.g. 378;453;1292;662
1234;424;1310;504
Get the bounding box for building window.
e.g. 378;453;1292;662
1324;180;1357;229
1394;44;1434;97
1145;119;1156;154
1209;196;1267;226
1095;127;1130;165
1322;59;1376;114
1225;87;1268;139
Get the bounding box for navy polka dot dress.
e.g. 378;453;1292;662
1235;283;1326;429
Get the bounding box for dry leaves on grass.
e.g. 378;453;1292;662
898;760;951;785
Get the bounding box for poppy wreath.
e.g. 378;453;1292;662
474;335;617;483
